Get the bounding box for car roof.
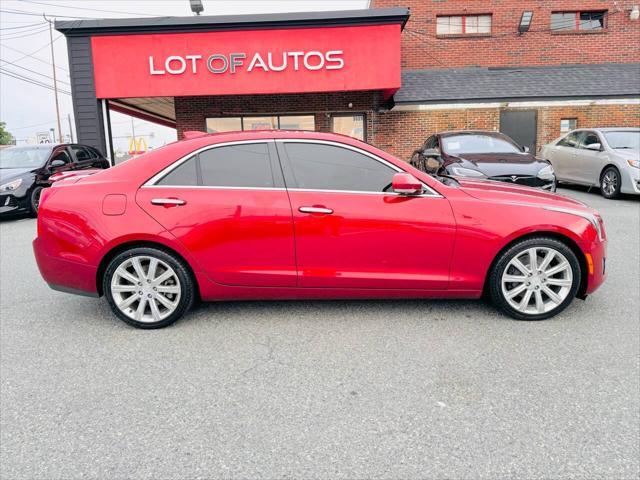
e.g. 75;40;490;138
437;130;507;137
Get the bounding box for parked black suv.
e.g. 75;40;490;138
410;130;556;191
0;143;109;217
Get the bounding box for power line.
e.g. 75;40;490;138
18;0;157;17
0;21;46;30
0;25;50;39
0;33;62;64
0;67;71;95
0;8;97;19
8;119;57;130
0;43;69;73
0;60;70;86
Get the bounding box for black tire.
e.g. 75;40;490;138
488;236;581;321
600;166;621;199
30;186;44;217
103;247;195;329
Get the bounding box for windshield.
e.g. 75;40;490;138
603;131;640;150
0;147;51;169
442;134;522;154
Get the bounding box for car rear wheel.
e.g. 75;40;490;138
104;247;195;329
600;166;621;199
489;237;581;320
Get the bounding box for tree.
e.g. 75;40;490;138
0;121;14;145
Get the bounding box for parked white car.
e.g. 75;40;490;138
540;128;640;199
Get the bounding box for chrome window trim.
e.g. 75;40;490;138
277;138;442;197
143;140;275;187
142;137;442;198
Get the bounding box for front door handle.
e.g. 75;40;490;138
299;206;333;214
151;198;186;207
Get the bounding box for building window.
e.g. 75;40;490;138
551;11;606;31
560;118;577;133
206;115;315;133
436;15;492;36
331;114;366;141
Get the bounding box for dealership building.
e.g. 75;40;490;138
56;1;640;162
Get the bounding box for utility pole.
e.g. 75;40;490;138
45;15;63;143
67;113;74;142
130;117;136;150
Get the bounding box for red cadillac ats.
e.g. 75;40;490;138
33;131;607;328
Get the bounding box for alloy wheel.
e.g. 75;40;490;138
501;247;573;315
601;170;618;197
110;255;182;323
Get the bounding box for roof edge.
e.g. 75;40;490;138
55;7;410;36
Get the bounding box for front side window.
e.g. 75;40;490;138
442;134;521;154
71;146;93;161
156;143;274;188
579;132;601;149
283;143;395;192
551;11;606;31
437;15;492;36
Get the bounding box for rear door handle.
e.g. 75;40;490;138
151;198;186;207
299;206;333;214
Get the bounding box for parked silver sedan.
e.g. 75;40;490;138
540;128;640;199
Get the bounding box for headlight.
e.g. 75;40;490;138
0;178;23;192
627;159;640;169
543;206;605;242
537;164;555;181
449;166;486;178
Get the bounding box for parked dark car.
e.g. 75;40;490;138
410;131;556;190
0;143;109;217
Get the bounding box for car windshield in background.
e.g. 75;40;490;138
0;147;50;169
603;131;640;150
443;135;522;154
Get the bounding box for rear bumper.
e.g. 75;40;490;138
33;237;99;296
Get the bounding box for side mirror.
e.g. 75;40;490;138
522;146;530;153
586;143;602;151
50;159;66;168
392;173;423;195
422;148;441;158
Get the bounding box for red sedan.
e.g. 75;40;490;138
33;131;607;328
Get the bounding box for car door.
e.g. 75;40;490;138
548;131;581;181
136;140;296;287
276;139;456;290
575;131;605;185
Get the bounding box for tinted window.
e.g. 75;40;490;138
199;143;274;188
558;132;581;148
283;143;395;192
580;132;600;149
157;156;198;186
71;146;93;161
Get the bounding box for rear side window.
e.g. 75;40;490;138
199;143;274;188
157;156;199;186
283;143;395;192
156;142;274;188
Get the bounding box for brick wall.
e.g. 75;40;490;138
175;91;383;140
373;0;640;69
371;103;640;160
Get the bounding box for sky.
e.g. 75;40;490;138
0;0;368;153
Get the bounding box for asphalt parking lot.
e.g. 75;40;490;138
0;186;638;479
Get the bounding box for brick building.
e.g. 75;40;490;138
57;2;640;161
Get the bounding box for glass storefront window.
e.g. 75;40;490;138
206;115;315;133
331;114;365;141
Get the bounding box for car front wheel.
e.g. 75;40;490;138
489;237;581;320
600;166;621;199
30;186;44;216
104;247;195;329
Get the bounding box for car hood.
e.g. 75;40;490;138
456;178;589;210
449;152;549;176
0;168;33;183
